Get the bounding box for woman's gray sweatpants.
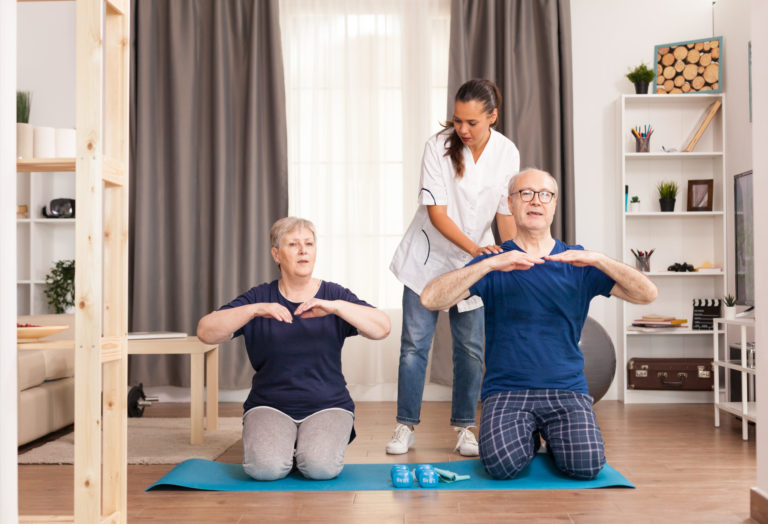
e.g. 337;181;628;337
242;406;354;481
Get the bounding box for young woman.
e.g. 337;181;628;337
387;79;520;456
198;217;390;480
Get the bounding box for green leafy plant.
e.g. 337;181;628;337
626;63;655;83
630;195;640;203
17;91;31;124
723;294;736;307
656;181;679;200
44;259;75;314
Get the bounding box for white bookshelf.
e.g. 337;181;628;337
618;93;727;403
16;167;75;314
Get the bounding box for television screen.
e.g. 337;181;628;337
734;171;754;306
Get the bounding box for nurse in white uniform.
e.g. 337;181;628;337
387;79;520;456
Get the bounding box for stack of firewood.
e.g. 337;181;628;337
656;40;719;94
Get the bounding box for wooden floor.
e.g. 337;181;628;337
19;401;757;523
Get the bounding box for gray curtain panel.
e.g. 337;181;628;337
432;0;575;388
128;0;288;389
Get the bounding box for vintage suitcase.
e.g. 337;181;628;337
627;358;713;390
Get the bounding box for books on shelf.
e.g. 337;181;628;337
631;315;688;328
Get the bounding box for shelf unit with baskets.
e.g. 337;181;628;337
618;93;727;403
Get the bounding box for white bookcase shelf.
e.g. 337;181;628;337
713;317;756;439
618;93;727;404
16;170;75;314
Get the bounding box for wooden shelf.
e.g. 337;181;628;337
17;158;75;172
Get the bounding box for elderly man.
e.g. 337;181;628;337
420;168;657;480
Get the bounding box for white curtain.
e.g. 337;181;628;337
280;0;451;313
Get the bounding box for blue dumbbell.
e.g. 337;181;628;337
390;464;413;488
415;464;438;488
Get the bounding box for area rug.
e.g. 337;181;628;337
18;417;242;465
147;456;634;491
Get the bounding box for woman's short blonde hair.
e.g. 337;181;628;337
270;217;317;249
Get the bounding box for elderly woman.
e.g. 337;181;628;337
197;217;390;481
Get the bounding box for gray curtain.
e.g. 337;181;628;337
432;0;574;387
128;0;288;389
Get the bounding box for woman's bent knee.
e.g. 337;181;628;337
243;456;293;481
296;455;344;480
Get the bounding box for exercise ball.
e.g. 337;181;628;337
579;317;616;404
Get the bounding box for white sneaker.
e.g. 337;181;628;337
386;424;415;454
454;427;479;457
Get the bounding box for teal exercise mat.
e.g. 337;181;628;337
147;456;634;492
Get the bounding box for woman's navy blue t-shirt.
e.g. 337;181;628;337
220;280;371;418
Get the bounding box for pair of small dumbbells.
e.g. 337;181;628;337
391;464;438;488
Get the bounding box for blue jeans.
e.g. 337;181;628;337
396;286;484;427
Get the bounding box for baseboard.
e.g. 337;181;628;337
752;487;768;523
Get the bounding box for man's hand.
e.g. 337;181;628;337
487;250;545;272
544;249;604;267
293;298;337;319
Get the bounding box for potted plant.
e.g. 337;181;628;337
723;294;737;320
16;90;33;158
657;181;678;212
629;195;640;213
626;63;655;94
44;259;75;314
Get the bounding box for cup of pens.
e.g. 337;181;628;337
632;126;653;153
631;248;654;272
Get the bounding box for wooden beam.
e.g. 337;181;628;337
75;0;104;520
16;158;75;172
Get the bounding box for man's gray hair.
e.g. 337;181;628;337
270;216;317;249
508;167;559;195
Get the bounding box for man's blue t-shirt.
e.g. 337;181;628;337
468;239;615;399
220;280;371;419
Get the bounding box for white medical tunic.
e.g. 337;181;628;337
390;128;520;298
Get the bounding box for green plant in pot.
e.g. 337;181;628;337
16;91;33;158
629;195;640;212
657;181;678;212
44;259;75;314
723;293;737;319
626;63;655;94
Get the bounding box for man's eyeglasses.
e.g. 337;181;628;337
513;189;556;203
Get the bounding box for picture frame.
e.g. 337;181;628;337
654;36;722;94
687;179;714;211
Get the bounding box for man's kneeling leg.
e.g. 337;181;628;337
479;391;538;479
541;391;606;480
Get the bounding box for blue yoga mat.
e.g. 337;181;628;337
147;456;634;492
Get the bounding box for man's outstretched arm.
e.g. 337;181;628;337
420;250;544;311
544;250;657;304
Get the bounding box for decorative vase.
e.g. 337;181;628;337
659;198;676;212
17;122;34;158
634;81;649;94
629;202;640;213
724;306;736;320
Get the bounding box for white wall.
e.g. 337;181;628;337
571;0;718;400
750;0;767;503
16;2;76;128
1;1;18;521
714;0;753;300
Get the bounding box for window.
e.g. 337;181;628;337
280;0;450;308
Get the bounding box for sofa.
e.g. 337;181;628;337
17;314;75;446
